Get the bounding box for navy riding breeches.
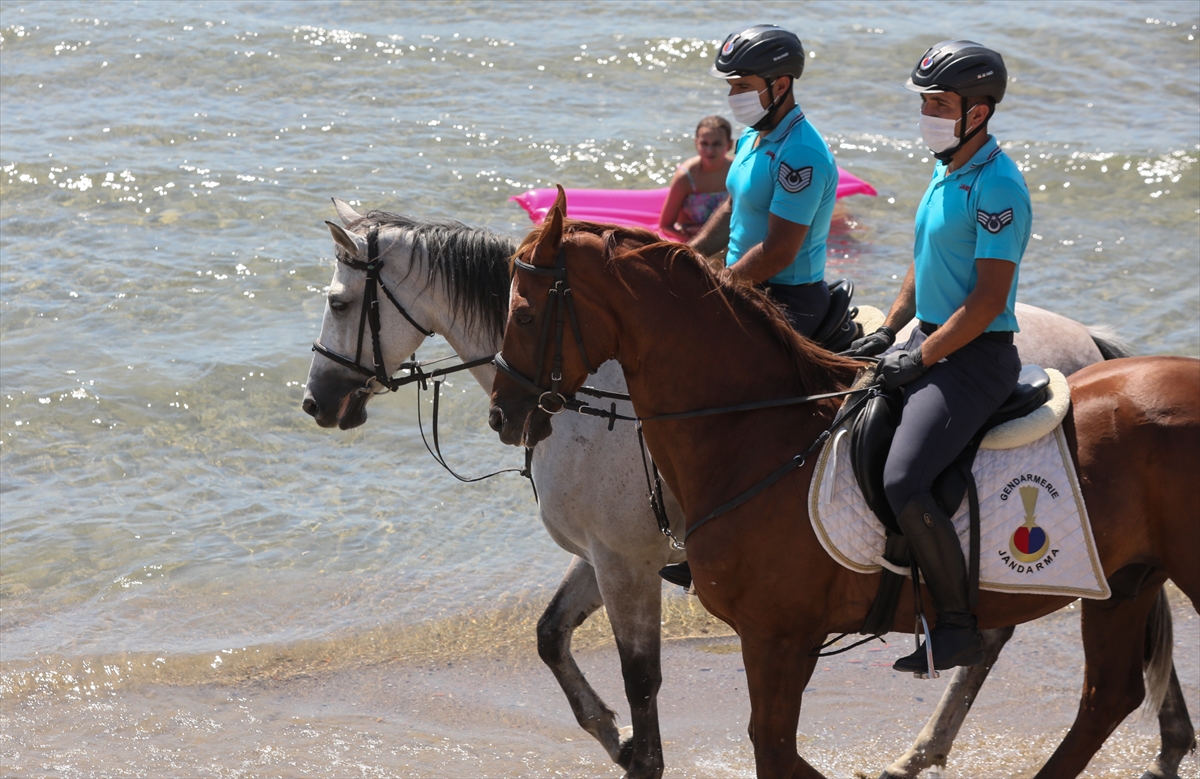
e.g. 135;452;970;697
882;326;1021;516
764;280;830;339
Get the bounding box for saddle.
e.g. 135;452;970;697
812;278;859;353
852;364;1052;532
852;364;1053;635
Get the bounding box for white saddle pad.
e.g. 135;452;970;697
807;425;1111;599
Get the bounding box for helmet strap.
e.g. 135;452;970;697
751;76;791;133
933;95;991;162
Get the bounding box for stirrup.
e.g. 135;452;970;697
912;611;939;680
893;622;985;675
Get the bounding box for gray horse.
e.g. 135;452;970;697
302;200;1192;779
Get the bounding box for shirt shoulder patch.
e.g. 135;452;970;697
777;162;812;194
977;208;1014;234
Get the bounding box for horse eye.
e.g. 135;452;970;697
329;298;349;312
515;313;534;326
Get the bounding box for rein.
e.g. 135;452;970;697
500;235;877;552
312;226;530;486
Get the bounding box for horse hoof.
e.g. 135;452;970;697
616;725;635;770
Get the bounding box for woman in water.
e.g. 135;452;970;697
658;115;733;241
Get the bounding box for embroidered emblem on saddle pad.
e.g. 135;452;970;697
808;425;1110;599
778;163;813;193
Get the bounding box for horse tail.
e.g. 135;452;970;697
1142;586;1173;719
1087;324;1136;360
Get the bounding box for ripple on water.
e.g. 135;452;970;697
1;2;1197;774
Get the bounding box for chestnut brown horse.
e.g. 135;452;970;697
488;191;1200;779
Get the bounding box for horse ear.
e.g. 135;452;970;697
326;220;364;258
331;197;362;227
532;185;567;268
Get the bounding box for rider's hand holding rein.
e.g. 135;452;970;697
844;324;896;358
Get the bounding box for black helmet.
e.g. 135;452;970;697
710;24;805;81
905;40;1007;103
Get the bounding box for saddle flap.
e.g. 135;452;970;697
849;392;902;534
813;278;857;352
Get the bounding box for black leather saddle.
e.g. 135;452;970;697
850;364;1051;534
812;278;859;353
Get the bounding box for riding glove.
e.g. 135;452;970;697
843;325;896;358
878;347;928;391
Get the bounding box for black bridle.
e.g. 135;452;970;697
492;244;598;416
312;228;441;393
310;226;524;484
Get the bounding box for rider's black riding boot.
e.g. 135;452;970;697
659;561;692;590
892;493;984;673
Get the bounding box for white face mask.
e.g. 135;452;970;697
728;89;768;126
918;113;960;153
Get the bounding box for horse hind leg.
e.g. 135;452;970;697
1035;580;1166;779
878;625;1015;779
1144;665;1197;779
1140;588;1196;779
536;556;625;763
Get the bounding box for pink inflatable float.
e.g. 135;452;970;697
511;167;876;235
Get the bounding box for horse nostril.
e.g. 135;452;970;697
302;396;320;417
488;406;505;433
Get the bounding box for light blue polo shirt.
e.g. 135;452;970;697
913;136;1031;332
725;105;838;286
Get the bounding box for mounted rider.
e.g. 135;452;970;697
846;41;1030;673
661;24;839;592
692;24;839;338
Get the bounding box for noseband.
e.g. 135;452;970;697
493;244;597;414
312;228;437;392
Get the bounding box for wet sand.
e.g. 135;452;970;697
6;590;1196;778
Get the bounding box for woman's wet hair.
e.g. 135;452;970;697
695;115;733;143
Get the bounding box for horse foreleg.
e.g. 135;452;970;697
591;549;666;779
878;625;1015;779
741;634;826;779
536;556;623;763
1035;582;1165;779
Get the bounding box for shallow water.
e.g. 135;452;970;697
1;1;1198;776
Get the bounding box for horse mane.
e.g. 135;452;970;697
653;244;861;394
348;210;516;341
517;219;860;395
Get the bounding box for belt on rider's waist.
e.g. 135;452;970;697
919;320;1014;344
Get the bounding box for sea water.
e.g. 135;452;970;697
1;1;1197;776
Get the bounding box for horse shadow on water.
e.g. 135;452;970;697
303;197;1196;779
